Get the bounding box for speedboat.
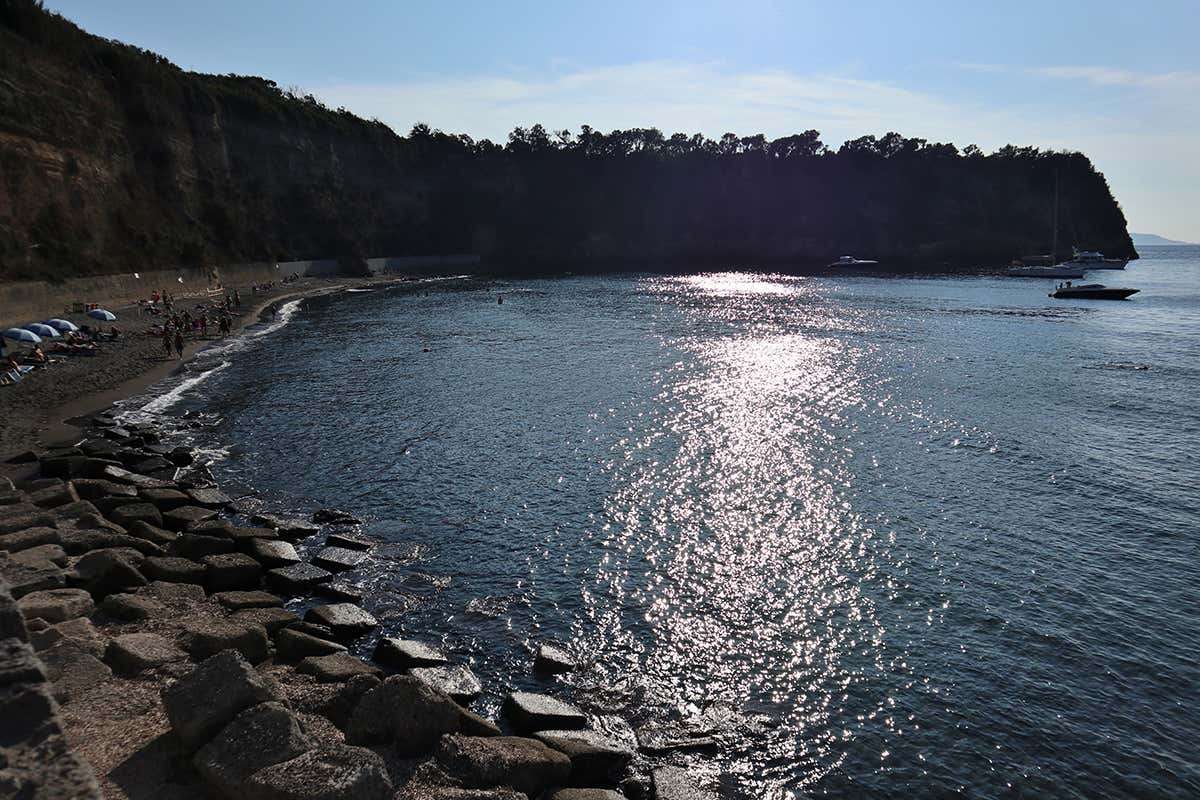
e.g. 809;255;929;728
1061;248;1128;270
1007;264;1085;278
828;255;878;268
1049;283;1139;300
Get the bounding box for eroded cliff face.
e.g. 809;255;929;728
0;1;1134;281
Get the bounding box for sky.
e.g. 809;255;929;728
46;0;1200;241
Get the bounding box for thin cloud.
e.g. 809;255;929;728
312;60;1200;240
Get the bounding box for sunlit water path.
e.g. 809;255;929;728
129;247;1200;798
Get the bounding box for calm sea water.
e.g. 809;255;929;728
130;246;1200;798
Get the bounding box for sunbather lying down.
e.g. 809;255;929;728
49;341;99;355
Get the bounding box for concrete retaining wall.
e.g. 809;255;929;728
0;253;481;323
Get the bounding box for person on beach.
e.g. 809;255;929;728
173;329;184;359
200;314;208;338
271;302;278;320
219;315;230;338
162;329;173;359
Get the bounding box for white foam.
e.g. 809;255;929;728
122;297;306;418
136;360;231;415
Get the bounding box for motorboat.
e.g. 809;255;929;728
1060;248;1128;269
1007;264;1085;278
828;255;878;267
1049;283;1139;300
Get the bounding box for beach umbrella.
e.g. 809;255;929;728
2;328;42;344
45;318;79;332
23;323;60;338
87;309;117;321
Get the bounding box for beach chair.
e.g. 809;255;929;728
3;368;23;384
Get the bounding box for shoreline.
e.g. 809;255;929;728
0;273;435;463
0;271;664;799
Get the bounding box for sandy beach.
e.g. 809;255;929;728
0;278;365;461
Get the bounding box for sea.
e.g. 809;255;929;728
120;245;1200;798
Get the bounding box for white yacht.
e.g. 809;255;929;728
1061;248;1128;270
1006;262;1085;279
827;255;878;268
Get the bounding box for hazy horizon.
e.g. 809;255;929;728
44;0;1200;242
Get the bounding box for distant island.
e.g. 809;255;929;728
1130;233;1195;246
0;0;1135;281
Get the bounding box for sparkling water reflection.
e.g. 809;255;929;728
140;249;1200;798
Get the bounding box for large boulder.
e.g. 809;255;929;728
187;487;231;508
242;744;392;800
72;548;147;599
17;588;94;623
296;654;382;683
105;632;188;675
126;519;179;547
0;552;66;597
275;628;346;661
169;533;234;560
435;734;571;798
311;547;365;573
29;617;106;658
193;701;314;798
243;539;300;568
10;543;68;568
58;530;163;556
203;553;263;592
373;637;448;669
303;603;377;640
311;509;361;525
161;650;283;750
179;618;270;663
324;531;372;550
502;692;587;734
163;505;218;531
251;513;319;539
534;730;634;786
0;525;60;552
0;508;56;535
39;640;113;702
100;592;167;621
345;675;463;755
139;488;191;511
233;607;299;635
142;556;206;584
534;644;577;675
411;665;483;705
27;482;79;508
266;563;332;594
108;502;164;529
70;478;137;501
211;590;282;612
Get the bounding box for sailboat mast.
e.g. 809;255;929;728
1052;169;1059;265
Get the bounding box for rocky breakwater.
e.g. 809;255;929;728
0;411;711;799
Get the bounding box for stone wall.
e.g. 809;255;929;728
0;577;103;799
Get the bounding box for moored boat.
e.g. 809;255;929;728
827;255;878;268
1061;248;1128;270
1007;263;1085;278
1049;283;1139;300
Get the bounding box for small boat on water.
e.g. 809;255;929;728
828;255;878;268
1049;283;1139;300
1007;263;1085;278
1061;248;1128;270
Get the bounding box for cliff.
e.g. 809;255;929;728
0;0;1135;281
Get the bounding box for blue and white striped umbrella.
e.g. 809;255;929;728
86;309;117;321
23;323;60;338
2;328;42;344
45;318;79;332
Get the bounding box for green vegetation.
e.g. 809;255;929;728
0;0;1133;280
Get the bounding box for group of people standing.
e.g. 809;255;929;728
159;291;240;359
